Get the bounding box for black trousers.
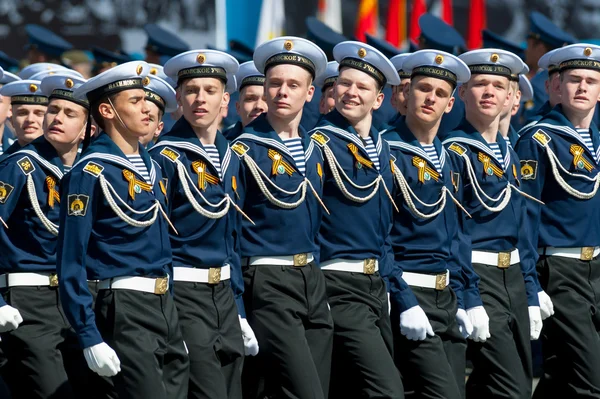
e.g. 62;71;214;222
0;286;88;399
533;255;600;398
392;286;466;399
242;262;334;399
93;289;190;399
466;263;532;399
174;279;244;399
324;270;404;399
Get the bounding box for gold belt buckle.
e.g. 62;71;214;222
435;273;447;290
497;252;511;269
363;259;376;275
293;253;308;267
49;273;59;287
154;277;168;295
208;268;221;284
581;247;595;261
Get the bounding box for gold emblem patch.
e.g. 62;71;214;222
159;147;180;162
284;40;293;51
584;47;593;57
311;131;330;146
197;53;206;64
490;53;499;63
29;84;37;93
357;48;367;58
532;130;551;147
231;142;250;156
435;55;444;65
520;160;538;180
17;157;35;175
448;143;467;156
0;182;14;204
68;194;89;216
83;162;104;177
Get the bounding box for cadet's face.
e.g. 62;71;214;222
112;89;151;138
557;69;600;114
178;78;229;130
319;86;336;114
546;72;562;106
265;64;314;119
334;67;384;123
12;104;47;146
392;78;411;115
236;84;267;126
44;99;87;146
500;81;518;118
140;101;164;146
460;74;510;120
406;76;455;125
0;94;12;124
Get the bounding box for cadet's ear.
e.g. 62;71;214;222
98;102;114;121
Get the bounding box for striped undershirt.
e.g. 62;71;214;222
362;136;380;171
488;142;505;170
282;138;306;175
576;128;597;161
421;144;442;174
204;144;222;179
125;154;151;184
63;165;72;173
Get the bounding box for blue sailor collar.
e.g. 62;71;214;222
152;116;233;177
535;104;600;164
384;116;447;171
3;135;65;179
76;131;157;184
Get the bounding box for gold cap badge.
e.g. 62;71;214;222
584;47;593;57
490;53;499;63
150;67;158;75
29;84;37;93
358;48;367;58
136;64;143;75
65;78;74;89
197;53;206;64
435;55;444;65
284;40;293;51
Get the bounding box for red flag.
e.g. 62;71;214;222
385;0;407;46
355;0;378;42
408;0;427;43
441;0;453;25
467;0;486;49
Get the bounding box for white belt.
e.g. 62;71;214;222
173;266;230;284
538;246;600;261
244;254;313;267
321;258;379;274
98;276;169;295
402;270;450;290
0;272;59;288
472;249;520;268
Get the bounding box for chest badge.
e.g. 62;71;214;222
268;149;294;176
477;153;504;178
347;143;373;170
570;145;594;172
191;160;219;190
122;170;153;200
412;156;439;183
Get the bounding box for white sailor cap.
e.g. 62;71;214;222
549;44;600;73
0;80;47;105
538;49;560;75
235;61;265;92
401;50;470;86
333;41;400;86
390;54;412;80
519;75;534;102
19;63;69;80
314;61;339;89
30;68;83;83
144;74;177;113
459;49;524;79
253;36;327;80
40;74;89;109
0;71;19;86
73;61;150;104
147;63;177;88
163;49;239;93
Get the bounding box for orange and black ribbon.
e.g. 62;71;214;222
347;143;373;169
268;149;295;176
478;153;504;178
191;161;220;191
412;156;439;183
570;145;594;172
122;170;153;200
45;176;60;208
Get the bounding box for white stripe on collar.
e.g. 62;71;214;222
313;125;370;155
234;133;293;160
443;137;510;171
8;149;63;179
386;140;446;170
74;153;156;185
536;123;600;164
517;120;538;136
305;140;315;161
152;140;225;177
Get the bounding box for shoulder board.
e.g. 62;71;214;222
310;131;330;147
532;129;551;147
83;161;104;178
448;143;467;156
159;147;181;163
17;156;36;175
231;142;250;157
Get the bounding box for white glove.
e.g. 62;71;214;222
239;316;259;356
400;305;434;341
467;306;490;342
455;308;473;338
529;306;542;340
538;291;554;320
0;305;23;332
387;292;391;315
83;342;121;377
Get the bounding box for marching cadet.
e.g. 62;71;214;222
443;49;548;399
139;74;175;148
57;61;189;399
515;44;600;398
383;50;476;399
309;41;404;398
232;36;334;399
315;61;339;115
389;53;411;120
0;72;91;398
147;63;179;133
0;71;19;157
498;67;526;148
223;61;267;141
151;49;256;399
